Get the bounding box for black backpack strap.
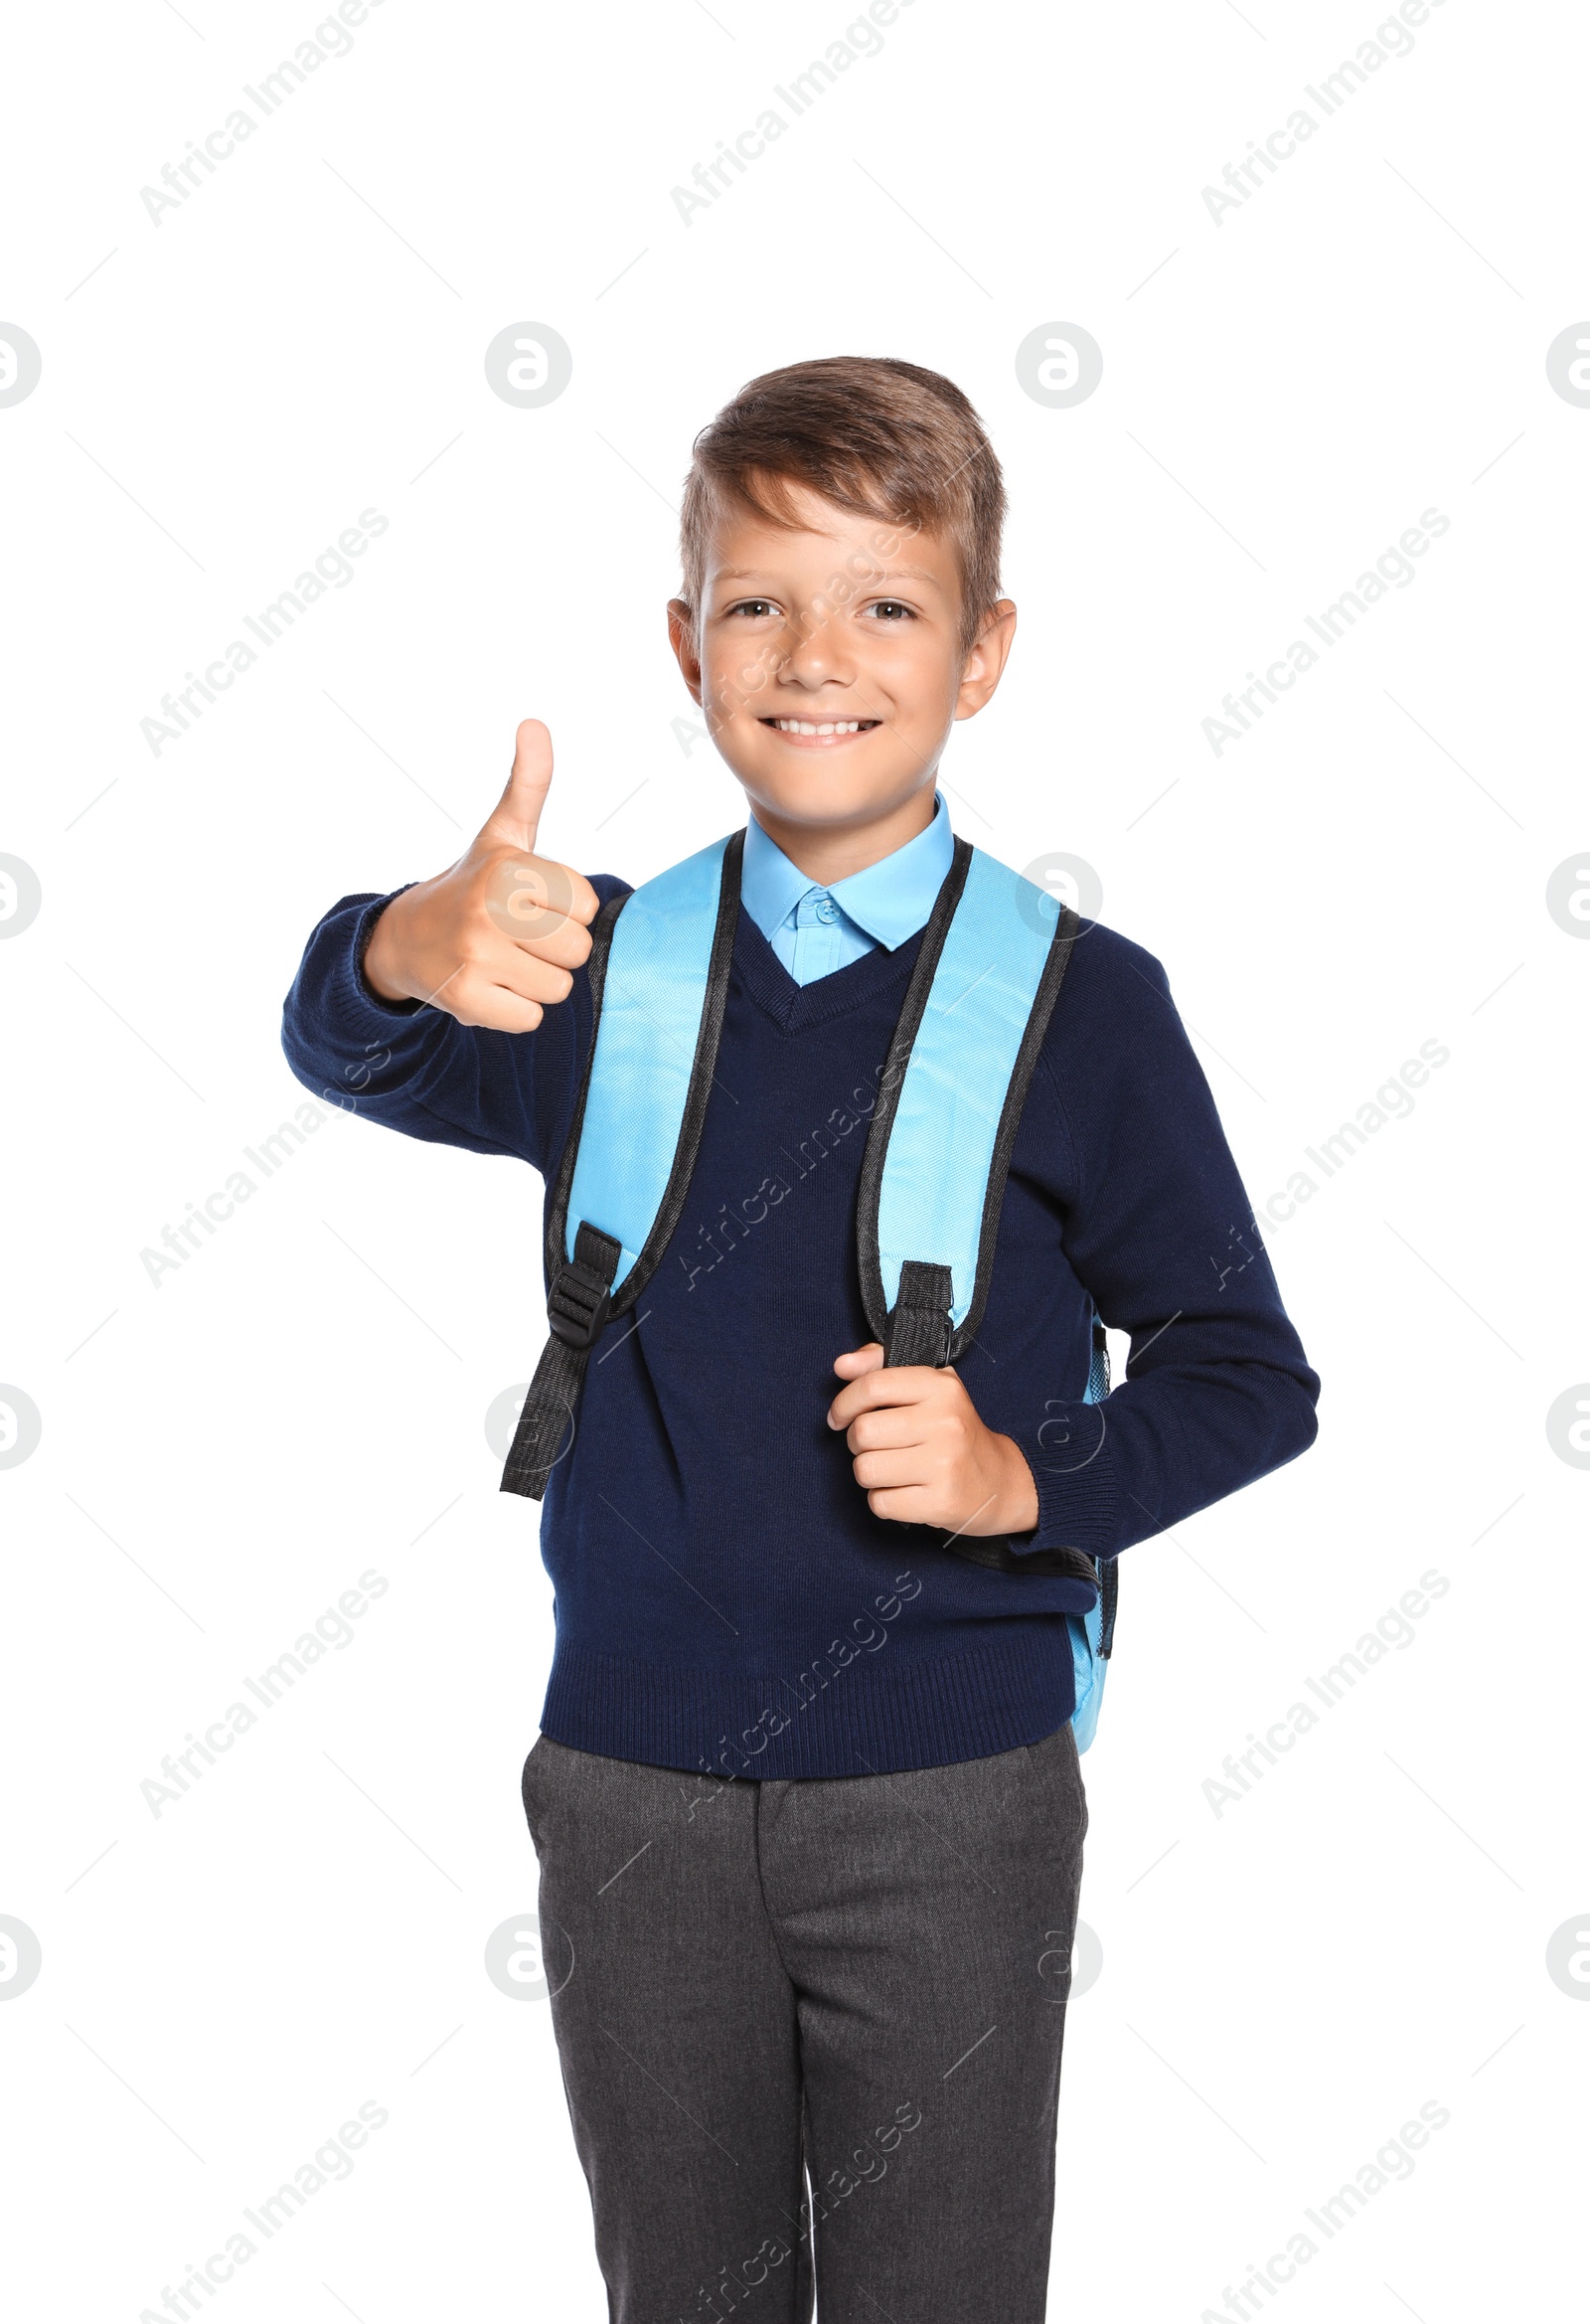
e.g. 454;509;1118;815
499;830;743;1501
881;1261;955;1368
1097;1546;1119;1659
499;1220;621;1497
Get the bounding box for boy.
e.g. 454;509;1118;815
282;356;1319;2322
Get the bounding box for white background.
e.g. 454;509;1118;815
2;0;1584;2316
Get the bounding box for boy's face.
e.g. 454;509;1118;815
668;482;1015;839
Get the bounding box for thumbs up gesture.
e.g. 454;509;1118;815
363;721;599;1031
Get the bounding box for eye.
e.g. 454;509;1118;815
726;597;778;619
865;599;915;621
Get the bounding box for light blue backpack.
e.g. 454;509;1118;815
500;827;1119;1749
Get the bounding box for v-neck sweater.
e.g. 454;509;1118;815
281;863;1319;1778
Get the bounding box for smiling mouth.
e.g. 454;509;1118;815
759;717;881;737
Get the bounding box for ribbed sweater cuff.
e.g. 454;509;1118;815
1006;1401;1119;1561
344;888;426;1022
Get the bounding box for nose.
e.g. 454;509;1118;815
779;599;857;691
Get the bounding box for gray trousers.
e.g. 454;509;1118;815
521;1723;1088;2323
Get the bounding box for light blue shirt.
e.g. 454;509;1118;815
740;791;954;986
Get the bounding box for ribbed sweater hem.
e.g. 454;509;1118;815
540;1628;1079;1779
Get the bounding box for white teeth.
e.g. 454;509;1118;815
772;719;869;735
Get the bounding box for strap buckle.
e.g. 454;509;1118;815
546;1221;620;1352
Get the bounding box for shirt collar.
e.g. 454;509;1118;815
739;791;953;951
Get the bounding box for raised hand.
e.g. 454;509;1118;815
362;720;599;1033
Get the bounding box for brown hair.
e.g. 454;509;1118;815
679;356;1006;654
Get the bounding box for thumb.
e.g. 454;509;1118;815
832;1342;886;1381
481;719;554;854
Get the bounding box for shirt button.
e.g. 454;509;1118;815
815;897;839;923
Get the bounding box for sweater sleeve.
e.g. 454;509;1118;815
278;877;630;1170
1001;924;1320;1563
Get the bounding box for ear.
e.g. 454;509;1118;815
953;598;1018;720
667;598;705;706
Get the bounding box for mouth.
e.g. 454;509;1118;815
759;717;881;746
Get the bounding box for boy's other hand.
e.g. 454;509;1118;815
827;1343;1040;1537
362;720;599;1031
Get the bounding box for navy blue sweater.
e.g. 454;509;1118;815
281;863;1319;1777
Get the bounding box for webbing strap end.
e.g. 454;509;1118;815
499;1332;586;1501
500;1223;621;1500
883;1260;955;1370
